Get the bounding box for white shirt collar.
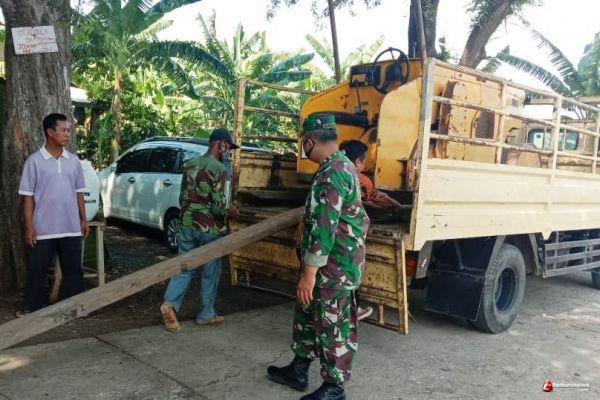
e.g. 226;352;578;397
40;146;69;160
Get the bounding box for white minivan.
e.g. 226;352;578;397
98;136;270;252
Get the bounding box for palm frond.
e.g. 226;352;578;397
134;19;174;41
346;35;384;66
196;12;234;72
531;29;584;95
496;48;572;95
244;31;266;54
145;0;202;26
196;13;221;56
305;34;333;71
163;96;192;106
142;41;234;81
366;35;385;57
233;23;243;67
260;70;312;83
480;57;502;74
479;46;509;74
266;53;314;73
249;53;274;77
72;42;107;61
148;57;198;99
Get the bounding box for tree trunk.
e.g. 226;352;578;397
110;69;123;162
408;0;439;59
0;0;72;290
327;0;341;83
458;0;512;68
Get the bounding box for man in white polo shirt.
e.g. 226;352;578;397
17;113;89;315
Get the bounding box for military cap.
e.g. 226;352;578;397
210;128;239;149
301;113;337;137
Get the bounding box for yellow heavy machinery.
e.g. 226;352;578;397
229;50;600;334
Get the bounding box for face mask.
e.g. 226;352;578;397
222;149;231;162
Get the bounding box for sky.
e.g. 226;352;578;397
157;0;600;91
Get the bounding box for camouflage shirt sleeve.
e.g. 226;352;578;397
208;167;228;220
303;167;349;268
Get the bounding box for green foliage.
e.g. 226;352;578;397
187;12;314;152
72;0;220;161
485;31;600;117
436;37;455;63
579;33;600;97
467;0;541;27
305;34;384;80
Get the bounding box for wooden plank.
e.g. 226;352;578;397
581;96;600;105
231;78;247;203
244;106;299;119
96;225;105;286
0;207;304;351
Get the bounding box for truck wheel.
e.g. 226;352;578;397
592;268;600;289
474;244;526;334
163;210;180;254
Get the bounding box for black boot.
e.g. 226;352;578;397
267;356;312;391
300;382;345;400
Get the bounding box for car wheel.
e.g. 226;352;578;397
474;244;526;334
163;210;180;254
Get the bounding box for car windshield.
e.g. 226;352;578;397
527;129;578;151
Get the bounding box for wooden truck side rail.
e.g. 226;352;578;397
408;58;600;251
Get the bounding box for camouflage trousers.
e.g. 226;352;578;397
291;287;358;384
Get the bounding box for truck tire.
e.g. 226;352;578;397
592;268;600;289
163;209;180;254
474;244;526;334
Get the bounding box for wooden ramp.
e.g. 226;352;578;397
0;207;304;351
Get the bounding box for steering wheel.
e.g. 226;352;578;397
370;47;410;94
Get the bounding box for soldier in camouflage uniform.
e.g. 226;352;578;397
160;129;238;333
268;114;369;400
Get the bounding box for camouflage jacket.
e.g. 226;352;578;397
179;153;228;234
300;150;370;290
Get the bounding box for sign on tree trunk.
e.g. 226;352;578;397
12;26;59;55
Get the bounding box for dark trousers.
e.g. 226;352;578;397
23;236;84;312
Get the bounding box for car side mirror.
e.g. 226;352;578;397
111;163;117;173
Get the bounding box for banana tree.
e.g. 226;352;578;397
191;13;314;147
72;0;232;161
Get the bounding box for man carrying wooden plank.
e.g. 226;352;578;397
160;129;239;332
268;114;370;400
17;113;90;316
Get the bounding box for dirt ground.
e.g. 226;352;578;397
0;221;291;347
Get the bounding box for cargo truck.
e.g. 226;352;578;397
228;51;600;334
